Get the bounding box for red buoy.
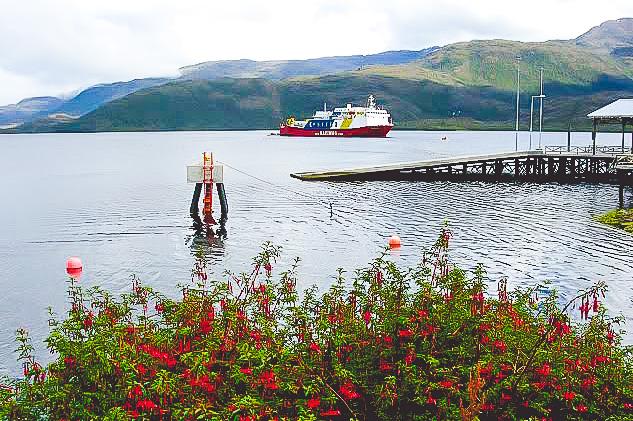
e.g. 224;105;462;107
388;235;401;249
66;256;83;279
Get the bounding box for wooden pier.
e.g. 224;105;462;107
291;149;633;185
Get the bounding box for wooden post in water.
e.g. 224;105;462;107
622;122;626;153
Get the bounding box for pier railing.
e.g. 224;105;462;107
543;145;630;155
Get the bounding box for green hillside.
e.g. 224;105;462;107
10;19;633;133
19;72;633;133
360;40;633;91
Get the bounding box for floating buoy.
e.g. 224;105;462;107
388;235;401;249
66;256;83;279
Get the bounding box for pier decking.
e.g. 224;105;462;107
291;149;633;185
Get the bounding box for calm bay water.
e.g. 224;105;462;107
0;130;632;374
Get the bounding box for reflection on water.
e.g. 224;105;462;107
0;130;632;375
185;216;227;263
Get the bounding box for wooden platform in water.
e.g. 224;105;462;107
291;150;633;185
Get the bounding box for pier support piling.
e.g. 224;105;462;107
190;183;202;216
216;183;229;223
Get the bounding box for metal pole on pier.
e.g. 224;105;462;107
529;97;534;150
530;95;545;151
515;57;521;151
538;66;544;150
592;119;597;155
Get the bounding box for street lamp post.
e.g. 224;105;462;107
538;66;544;149
530;94;546;150
515;57;521;151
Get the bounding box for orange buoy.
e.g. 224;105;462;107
66;256;83;279
388;235;401;249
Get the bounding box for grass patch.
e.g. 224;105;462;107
596;208;633;233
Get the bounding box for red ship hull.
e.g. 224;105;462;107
279;125;392;138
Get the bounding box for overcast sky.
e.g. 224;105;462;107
1;0;632;105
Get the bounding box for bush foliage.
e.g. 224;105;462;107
597;208;633;234
1;230;632;420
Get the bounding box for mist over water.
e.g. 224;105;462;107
0;130;631;374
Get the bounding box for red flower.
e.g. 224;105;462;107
576;404;588;413
500;392;512;404
439;380;453;389
375;270;383;285
493;340;507;353
155;303;164;313
363;310;371;325
379;360;393;372
136;399;157;411
128;384;143;399
536;363;552;377
481;403;495;411
240;367;253;375
563;391;576;401
427;395;437;405
199;319;212;334
478;323;491;332
624;402;633;410
260;370;279;390
127;410;140;419
339;380;360;400
136;363;147;376
264;263;272;276
63;356;76;368
306;397;320;409
309;342;322;354
320;408;341;417
404;349;416;365
399;329;413;338
83;314;93;329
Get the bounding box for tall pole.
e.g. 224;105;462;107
515;57;521;151
529;96;534;150
538;66;544;149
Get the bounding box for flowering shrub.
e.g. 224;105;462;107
1;229;632;420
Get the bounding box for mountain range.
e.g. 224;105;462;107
3;18;633;133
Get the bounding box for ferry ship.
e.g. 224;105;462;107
279;95;393;137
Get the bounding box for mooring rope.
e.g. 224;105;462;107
217;160;335;212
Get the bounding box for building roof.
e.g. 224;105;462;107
588;99;633;119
